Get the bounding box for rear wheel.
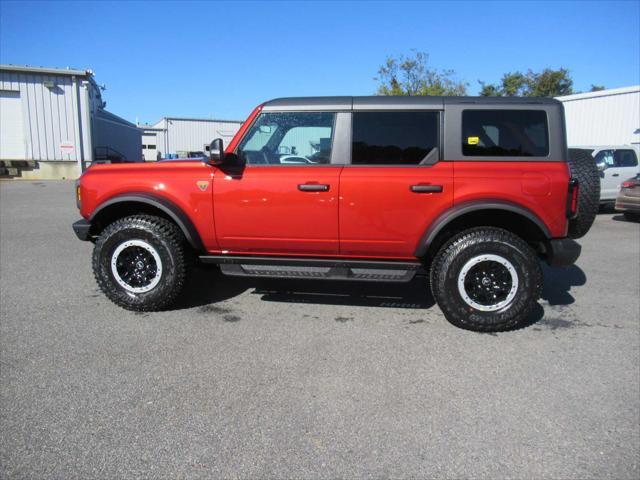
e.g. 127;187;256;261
92;215;187;311
430;227;542;332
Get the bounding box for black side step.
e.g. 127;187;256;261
199;255;424;282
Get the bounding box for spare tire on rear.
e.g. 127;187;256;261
567;148;600;239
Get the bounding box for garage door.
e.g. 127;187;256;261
0;90;26;159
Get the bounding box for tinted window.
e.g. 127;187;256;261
237;112;335;165
462;110;549;157
352;112;439;165
614;149;638;167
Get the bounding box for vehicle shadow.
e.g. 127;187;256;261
516;263;588;330
612;214;639;223
173;264;435;310
252;276;435;309
540;264;587;306
174;263;587;331
172;265;252;309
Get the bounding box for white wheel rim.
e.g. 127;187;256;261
111;239;163;293
457;254;519;312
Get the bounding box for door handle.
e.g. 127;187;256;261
612;173;620;177
410;184;443;193
298;183;330;192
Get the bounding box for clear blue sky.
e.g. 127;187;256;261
1;1;638;124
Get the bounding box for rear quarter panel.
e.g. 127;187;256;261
453;161;571;238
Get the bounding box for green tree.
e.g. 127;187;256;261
479;68;573;97
375;51;467;96
590;84;605;92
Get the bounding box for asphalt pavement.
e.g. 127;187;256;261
1;180;639;479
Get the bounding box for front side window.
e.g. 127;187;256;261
351;112;439;165
595;150;615;168
237;112;336;165
462;110;549;157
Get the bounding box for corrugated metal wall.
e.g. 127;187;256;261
0;70;86;162
1;69;143;168
559;88;640;146
153;118;242;157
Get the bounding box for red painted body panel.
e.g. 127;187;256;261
339;163;454;257
212;166;341;254
453;161;571;238
78;104;572;261
79;161;220;250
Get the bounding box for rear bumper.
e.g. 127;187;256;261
546;238;581;267
615;196;640;213
72;219;92;241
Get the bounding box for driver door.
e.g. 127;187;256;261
213;111;342;255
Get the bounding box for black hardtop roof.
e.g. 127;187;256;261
262;95;562;111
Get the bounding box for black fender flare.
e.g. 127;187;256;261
90;193;206;252
414;200;552;257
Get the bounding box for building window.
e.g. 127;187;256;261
351;111;439;165
462;110;549;157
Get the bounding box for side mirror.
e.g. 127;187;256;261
208;138;224;165
597;163;606;172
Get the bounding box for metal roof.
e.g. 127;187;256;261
0;64;92;77
161;116;244;124
556;85;640;102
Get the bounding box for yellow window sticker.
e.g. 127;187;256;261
467;136;479;145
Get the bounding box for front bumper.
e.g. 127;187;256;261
546;238;581;267
72;219;92;241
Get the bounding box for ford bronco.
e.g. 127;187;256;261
72;96;599;332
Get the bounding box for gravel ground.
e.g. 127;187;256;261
1;180;639;479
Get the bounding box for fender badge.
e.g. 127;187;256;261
196;180;209;191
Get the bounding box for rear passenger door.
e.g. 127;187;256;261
339;108;453;258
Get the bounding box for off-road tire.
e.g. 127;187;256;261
430;227;542;332
568;148;600;239
92;215;187;311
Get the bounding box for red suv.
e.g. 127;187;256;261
72;96;598;331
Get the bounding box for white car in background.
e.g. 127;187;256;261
571;146;640;204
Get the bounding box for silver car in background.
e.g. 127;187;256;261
615;173;640;221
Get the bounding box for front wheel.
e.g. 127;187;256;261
430;227;542;332
92;215;187;311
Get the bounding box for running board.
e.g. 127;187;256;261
199;255;424;282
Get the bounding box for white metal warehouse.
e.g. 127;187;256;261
0;64;141;179
139;117;243;161
556;86;640;146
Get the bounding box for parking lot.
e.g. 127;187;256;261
1;179;638;479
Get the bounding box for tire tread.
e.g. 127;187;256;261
92;214;186;311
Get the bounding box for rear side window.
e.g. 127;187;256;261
462;110;549;157
352;112;439;165
614;149;638;167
